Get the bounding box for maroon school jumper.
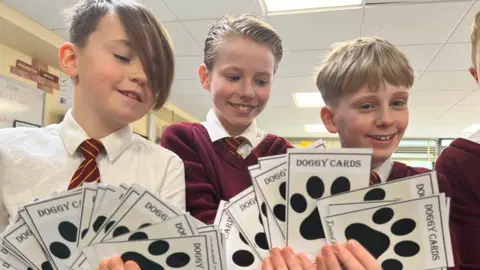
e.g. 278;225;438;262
389;161;460;270
161;122;293;225
435;138;480;269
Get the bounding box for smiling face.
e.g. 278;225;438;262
322;82;409;168
200;36;275;136
73;11;155;128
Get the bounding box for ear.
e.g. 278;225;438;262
198;63;211;92
469;67;478;83
320;106;337;134
59;42;78;78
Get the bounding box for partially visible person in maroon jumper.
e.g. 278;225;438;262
262;37;460;270
161;14;292;225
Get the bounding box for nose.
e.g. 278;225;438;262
128;58;148;86
238;78;255;99
375;105;394;127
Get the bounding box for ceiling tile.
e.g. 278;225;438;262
448;1;480;43
174;56;203;80
362;1;472;45
458;90;480;105
267;8;363;51
170;79;204;95
267;94;296;108
397;44;441;74
163;22;203;56
143;0;177;22
412;71;477;91
276;50;328;77
3;0;76;29
53;28;68;41
272;77;318;95
164;0;263;20
182;19;215;47
427;43;471;71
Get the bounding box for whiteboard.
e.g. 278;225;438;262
0;74;45;129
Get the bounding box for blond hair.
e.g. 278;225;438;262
203;14;283;72
471;11;480;67
316;36;415;106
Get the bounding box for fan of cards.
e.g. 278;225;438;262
0;183;227;270
214;147;455;270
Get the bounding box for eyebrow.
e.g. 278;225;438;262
221;66;272;76
110;39;133;48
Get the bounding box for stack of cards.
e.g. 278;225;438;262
0;183;227;270
214;146;455;270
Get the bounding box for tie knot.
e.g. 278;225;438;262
79;139;105;160
224;137;245;153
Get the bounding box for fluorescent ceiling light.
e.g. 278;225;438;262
304;124;328;133
263;0;363;13
462;124;480;133
293;92;325;108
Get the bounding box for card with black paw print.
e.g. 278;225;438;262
249;165;284;249
226;187;270;260
317;171;441;240
325;194;454;269
83;235;210;269
71;254;92;270
286;148;373;258
23;191;84;270
106;214;197;242
253;160;288;239
81;185;127;248
215;200;261;270
258;154;287;169
76;184;98;246
100;190;182;242
328;200;396;215
197;228;227;270
0;245;33;270
89;185;145;245
0;219;53;270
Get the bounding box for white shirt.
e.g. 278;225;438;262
372;157;393;183
201;109;267;158
0;110;185;231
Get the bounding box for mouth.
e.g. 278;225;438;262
367;134;396;142
118;90;142;102
228;102;257;112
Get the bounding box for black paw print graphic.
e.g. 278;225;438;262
81;215;114;240
364;187;387;201
272;182;287;222
121;240;190;269
49;221;77;259
255;206;269;250
27;261;53;270
291;176;351;240
112;223;152;239
231;232;256;267
345;207;419;270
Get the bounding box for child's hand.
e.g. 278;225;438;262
262;240;382;270
317;241;381;270
97;256;140;270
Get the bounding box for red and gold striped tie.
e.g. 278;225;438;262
68;139;105;190
370;170;381;186
224;137;245;159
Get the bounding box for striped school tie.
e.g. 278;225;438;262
224;137;245;159
370;170;381;186
68;139;105;190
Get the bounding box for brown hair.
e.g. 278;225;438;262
471;11;480;67
203;14;283;72
316;36;415;106
63;0;174;110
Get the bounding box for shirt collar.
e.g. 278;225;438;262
372;157;393;182
59;109;134;162
203;109;258;146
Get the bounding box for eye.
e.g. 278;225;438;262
359;103;376;110
392;99;407;107
256;79;269;87
113;54;130;63
227;75;240;82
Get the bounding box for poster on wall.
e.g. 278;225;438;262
0;74;44;129
60;74;74;109
13;120;41;128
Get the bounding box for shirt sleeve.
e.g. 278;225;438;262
156;153;186;212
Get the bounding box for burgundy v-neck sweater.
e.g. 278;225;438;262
435;138;480;269
161;122;293;224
